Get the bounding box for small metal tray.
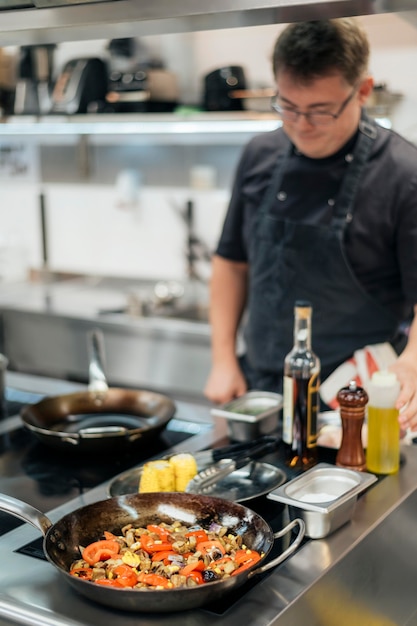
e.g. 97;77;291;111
267;463;377;538
211;391;282;422
211;391;282;441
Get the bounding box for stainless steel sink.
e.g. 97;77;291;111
155;305;209;323
90;276;210;323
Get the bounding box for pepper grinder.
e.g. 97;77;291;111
336;380;368;471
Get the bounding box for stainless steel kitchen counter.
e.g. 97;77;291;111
0;279;212;396
1;371;417;625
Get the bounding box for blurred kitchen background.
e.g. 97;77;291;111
0;11;416;397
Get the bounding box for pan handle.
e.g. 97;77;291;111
87;329;109;394
0;492;53;536
247;517;306;579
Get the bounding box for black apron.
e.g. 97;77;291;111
242;117;401;393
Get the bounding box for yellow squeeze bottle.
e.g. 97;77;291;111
366;370;401;474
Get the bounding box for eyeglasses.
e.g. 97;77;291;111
271;87;357;126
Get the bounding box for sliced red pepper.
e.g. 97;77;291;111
185;529;209;543
113;564;138;588
179;560;205;576
207;556;235;571
137;572;171;588
69;567;93;580
151;550;178;564
196;540;226;556
95;578;124;588
231;550;261;576
82;539;120;565
93;548;120;563
140;534;173;553
103;531;118;541
188;570;203;585
234;549;261;564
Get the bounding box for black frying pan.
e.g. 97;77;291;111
20;387;176;453
20;329;176;453
0;492;305;613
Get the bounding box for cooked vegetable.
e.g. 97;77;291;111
138;572;172;588
113;564;139;587
69;520;263;590
81;539;120;565
139;460;176;493
196;540;226;557
138;453;198;493
230;549;262;575
140;535;174;553
185;529;209;543
179;560;205;576
69;567;93;580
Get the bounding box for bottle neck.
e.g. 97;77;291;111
293;308;312;351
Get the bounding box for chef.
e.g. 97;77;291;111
204;18;417;431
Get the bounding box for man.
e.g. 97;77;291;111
204;18;417;432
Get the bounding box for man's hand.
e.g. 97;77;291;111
391;357;417;431
204;360;247;405
392;305;417;431
204;255;249;405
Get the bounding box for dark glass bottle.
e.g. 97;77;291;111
282;300;320;470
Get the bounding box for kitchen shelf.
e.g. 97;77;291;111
0;0;414;47
0;111;282;145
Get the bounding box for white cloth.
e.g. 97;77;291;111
319;342;397;409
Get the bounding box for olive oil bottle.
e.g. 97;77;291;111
282;300;320;470
366;371;401;474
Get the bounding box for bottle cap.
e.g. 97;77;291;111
367;370;400;408
294;300;312;320
370;370;398;386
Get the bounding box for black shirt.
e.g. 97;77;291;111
216;121;417;320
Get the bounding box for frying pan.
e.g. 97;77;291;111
20;330;176;453
0;492;305;613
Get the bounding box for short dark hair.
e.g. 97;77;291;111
272;19;370;86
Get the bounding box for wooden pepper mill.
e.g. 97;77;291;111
336;380;368;471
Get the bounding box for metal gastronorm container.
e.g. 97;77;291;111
267;463;377;538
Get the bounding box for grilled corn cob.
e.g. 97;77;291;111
139;460;175;493
169;453;198;492
138;454;198;493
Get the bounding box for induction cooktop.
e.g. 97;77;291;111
0;387;210;536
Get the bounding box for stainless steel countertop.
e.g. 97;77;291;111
0;280;212;396
0;371;417;625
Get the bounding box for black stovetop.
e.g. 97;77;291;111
0;388;201;536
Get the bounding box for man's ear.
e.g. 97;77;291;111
357;76;374;105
